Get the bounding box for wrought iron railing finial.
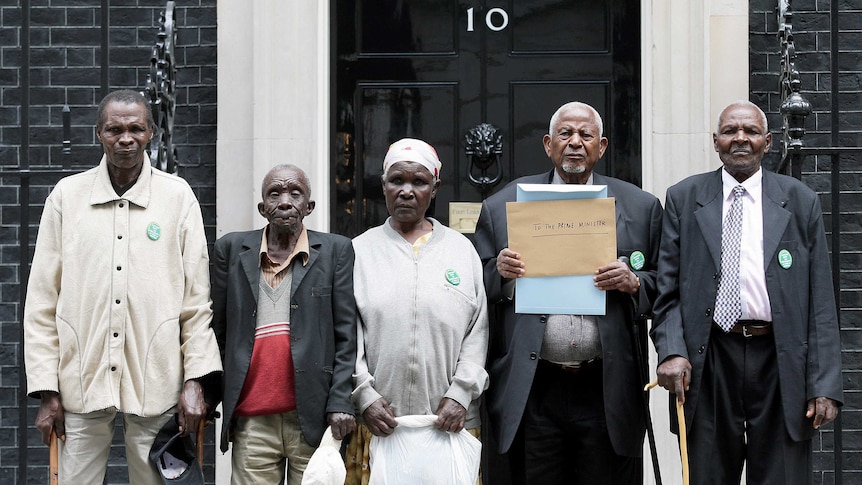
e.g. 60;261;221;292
778;0;811;179
144;1;178;174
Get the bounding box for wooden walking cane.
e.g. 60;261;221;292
675;397;689;485
195;410;220;475
196;420;206;474
49;429;59;485
645;381;689;485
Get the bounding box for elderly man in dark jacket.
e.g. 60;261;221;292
475;101;662;484
211;164;356;484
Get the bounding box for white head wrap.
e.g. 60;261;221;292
382;138;442;180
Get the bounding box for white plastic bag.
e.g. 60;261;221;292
369;415;481;485
301;426;346;485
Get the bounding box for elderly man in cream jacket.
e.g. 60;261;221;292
24;89;222;485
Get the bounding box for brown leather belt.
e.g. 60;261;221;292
539;358;601;376
715;320;773;337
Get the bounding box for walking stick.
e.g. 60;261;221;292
49;429;59;485
619;256;663;484
676;398;689;485
196;420;206;474
645;381;689;485
630;318;663;485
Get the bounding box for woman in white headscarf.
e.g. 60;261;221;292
344;138;489;483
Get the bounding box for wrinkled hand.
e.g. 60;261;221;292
806;397;839;429
178;380;209;437
594;261;638;295
496;248;525;280
656;356;692;404
434;398;467;433
35;391;65;445
327;412;356;440
363;398;398;437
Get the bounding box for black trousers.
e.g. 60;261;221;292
522;360;641;485
688;326;811;485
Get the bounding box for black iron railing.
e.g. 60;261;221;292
145;2;179;174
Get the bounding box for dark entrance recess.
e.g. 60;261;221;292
331;0;641;238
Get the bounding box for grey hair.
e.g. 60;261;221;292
718;100;769;132
261;163;311;198
548;102;604;136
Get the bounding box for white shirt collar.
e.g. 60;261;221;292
721;166;762;204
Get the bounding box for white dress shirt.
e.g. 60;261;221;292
720;167;772;322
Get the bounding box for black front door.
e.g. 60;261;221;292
331;0;640;237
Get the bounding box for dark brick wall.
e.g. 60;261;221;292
0;1;217;484
752;0;862;483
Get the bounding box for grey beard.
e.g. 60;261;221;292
562;163;586;174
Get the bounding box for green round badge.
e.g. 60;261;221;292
445;269;461;286
630;251;645;270
146;222;161;241
778;249;792;269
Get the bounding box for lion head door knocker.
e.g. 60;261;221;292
464;123;503;199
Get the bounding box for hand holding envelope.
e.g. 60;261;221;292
506;184;617;315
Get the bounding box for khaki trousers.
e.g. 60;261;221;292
59;408;173;485
230;410;316;484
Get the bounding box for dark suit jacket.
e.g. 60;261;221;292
651;168;843;441
211;228;357;452
474;170;663;457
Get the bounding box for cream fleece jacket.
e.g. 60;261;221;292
24;156;222;416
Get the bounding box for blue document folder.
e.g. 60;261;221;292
513;184;609;315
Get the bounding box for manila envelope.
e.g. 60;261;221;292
505;198;617;277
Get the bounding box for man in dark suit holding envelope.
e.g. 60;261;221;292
474;101;662;484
